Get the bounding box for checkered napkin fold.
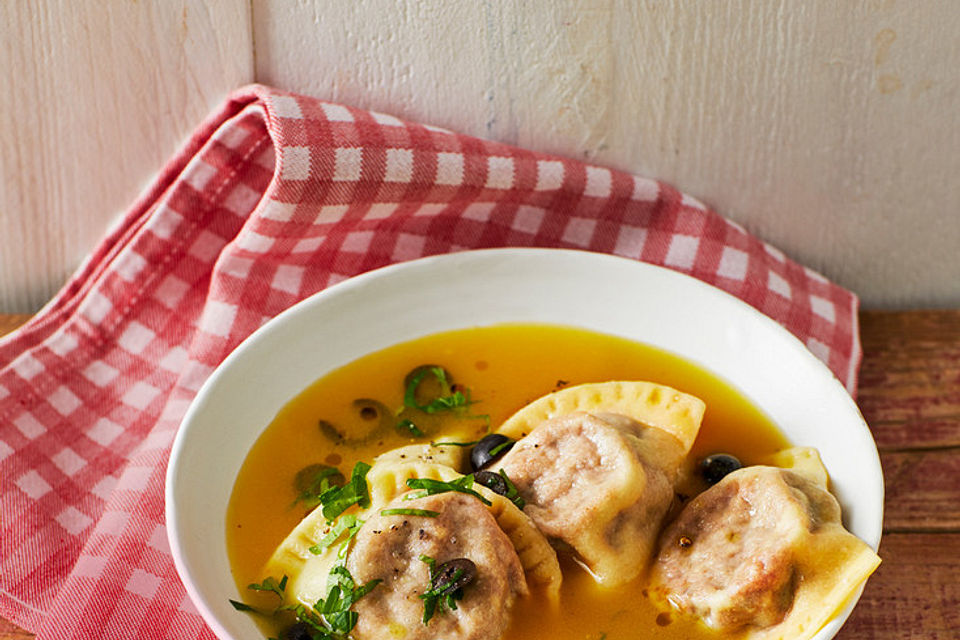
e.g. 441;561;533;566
0;84;860;639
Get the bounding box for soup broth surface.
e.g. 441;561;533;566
227;324;789;639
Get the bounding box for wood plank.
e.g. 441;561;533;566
859;311;960;450
881;449;960;532
0;0;253;312
0;620;31;640
252;0;960;308
837;533;960;639
0;314;31;338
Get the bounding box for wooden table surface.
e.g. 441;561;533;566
1;310;957;639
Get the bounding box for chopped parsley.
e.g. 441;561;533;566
430;439;481;447
308;514;364;555
318;461;372;522
496;469;526;510
488;440;513;457
404;475;492;506
228;599;257;612
404;366;471;414
248;575;289;599
417;555;476;625
380;508;440;518
229;568;380;640
396;418;426;437
314;566;382;635
293;464;344;509
228;574;288;615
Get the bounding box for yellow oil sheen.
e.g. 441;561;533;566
226;324;789;639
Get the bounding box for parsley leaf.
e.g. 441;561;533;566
404;366;470;414
244;568;380;640
228;599;256;612
308;514;364;555
292;464;344;509
247;575;288;600
380;508;440;517
497;469;526;510
417;556;474;625
397;418;426;437
430;439;480;447
405;475;492;506
316;566;382;635
320;461;372;521
227;574;289;617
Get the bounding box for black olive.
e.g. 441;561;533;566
473;470;508;496
284;621;314;640
699;453;742;485
470;433;514;471
432;558;477;595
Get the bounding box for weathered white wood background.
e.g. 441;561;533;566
1;0;957;311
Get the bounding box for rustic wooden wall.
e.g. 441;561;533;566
1;1;957;311
0;0;253;311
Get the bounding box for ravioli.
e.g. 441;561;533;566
497;381;705;586
263;445;562;616
650;449;881;639
348;491;527;640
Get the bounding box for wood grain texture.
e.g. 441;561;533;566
253;0;960;308
838;533;960;639
1;309;958;638
859;311;960;450
0;0;253;313
0;315;32;339
881;450;960;532
0;620;30;640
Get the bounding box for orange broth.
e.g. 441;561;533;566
226;324;789;639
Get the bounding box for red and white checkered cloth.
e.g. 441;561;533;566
0;85;860;639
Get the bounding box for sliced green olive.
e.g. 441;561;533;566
318;419;346;443
403;364;453;390
292;464;344;508
404;365;459;412
317;399;395;446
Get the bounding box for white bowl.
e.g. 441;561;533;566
166;248;883;640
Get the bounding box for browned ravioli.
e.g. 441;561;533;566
347;491;528;640
652;466;843;631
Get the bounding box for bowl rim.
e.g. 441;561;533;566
166;247;883;640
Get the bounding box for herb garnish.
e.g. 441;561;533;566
229;568;380;640
249;575;289;599
308;514;364;555
228;599;257;612
488;440;512;457
405;475;492;506
292;464;345;509
314;566;382;635
430;439;481;447
380;508;440;518
318;461;372;521
228;574;288;615
397;419;426;437
497;469;526;510
417;555;476;624
404;366;471;414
